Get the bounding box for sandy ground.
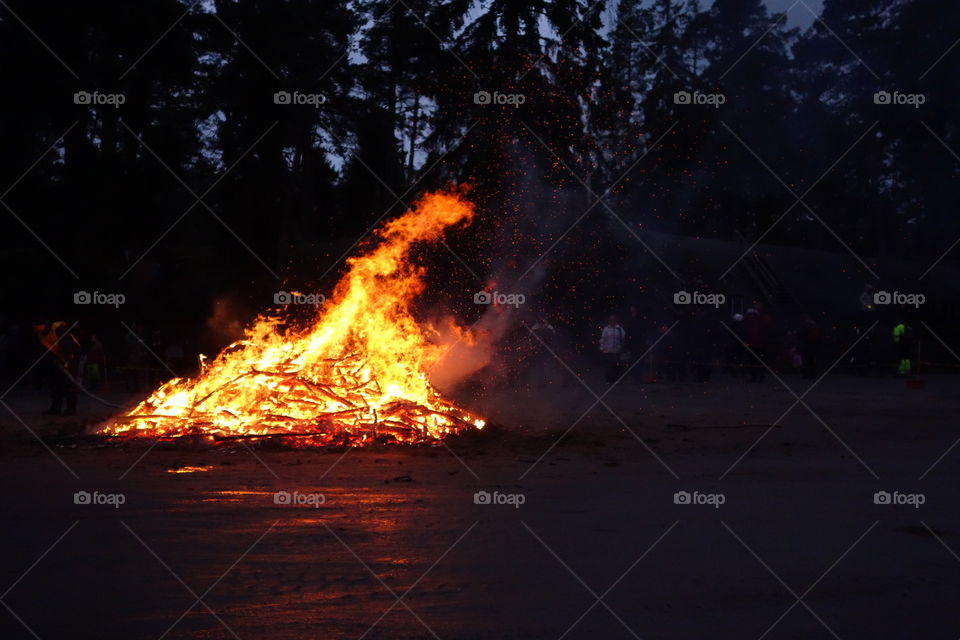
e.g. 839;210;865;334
2;371;960;639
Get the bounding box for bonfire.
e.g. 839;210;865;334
102;187;485;445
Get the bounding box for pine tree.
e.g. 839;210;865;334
694;0;798;239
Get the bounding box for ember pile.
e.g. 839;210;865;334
101;187;484;446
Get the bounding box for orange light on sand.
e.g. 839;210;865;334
102;187;485;446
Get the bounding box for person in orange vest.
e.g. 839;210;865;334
32;320;80;415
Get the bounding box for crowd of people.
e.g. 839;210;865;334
588;296;921;387
510;289;924;390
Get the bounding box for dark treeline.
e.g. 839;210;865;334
1;0;957;333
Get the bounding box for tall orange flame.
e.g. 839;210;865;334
102;187;484;445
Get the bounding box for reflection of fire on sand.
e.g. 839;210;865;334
99;186;484;447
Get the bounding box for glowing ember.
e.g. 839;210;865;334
102;187;484;445
166;465;215;474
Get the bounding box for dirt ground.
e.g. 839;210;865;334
2;371;960;639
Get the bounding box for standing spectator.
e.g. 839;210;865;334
799;314;821;379
124;322;149;392
83;333;107;392
727;312;746;376
689;307;716;382
858;284;875;313
744;304;772;382
32;319;80;415
892;317;917;376
662;302;693;383
624;305;646;383
848;320;876;376
599;315;626;384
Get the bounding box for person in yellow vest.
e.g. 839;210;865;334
892;317;916;376
32;320;80;415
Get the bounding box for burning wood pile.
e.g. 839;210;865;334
101;187;484;446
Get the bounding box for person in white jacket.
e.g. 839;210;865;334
599;315;626;383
